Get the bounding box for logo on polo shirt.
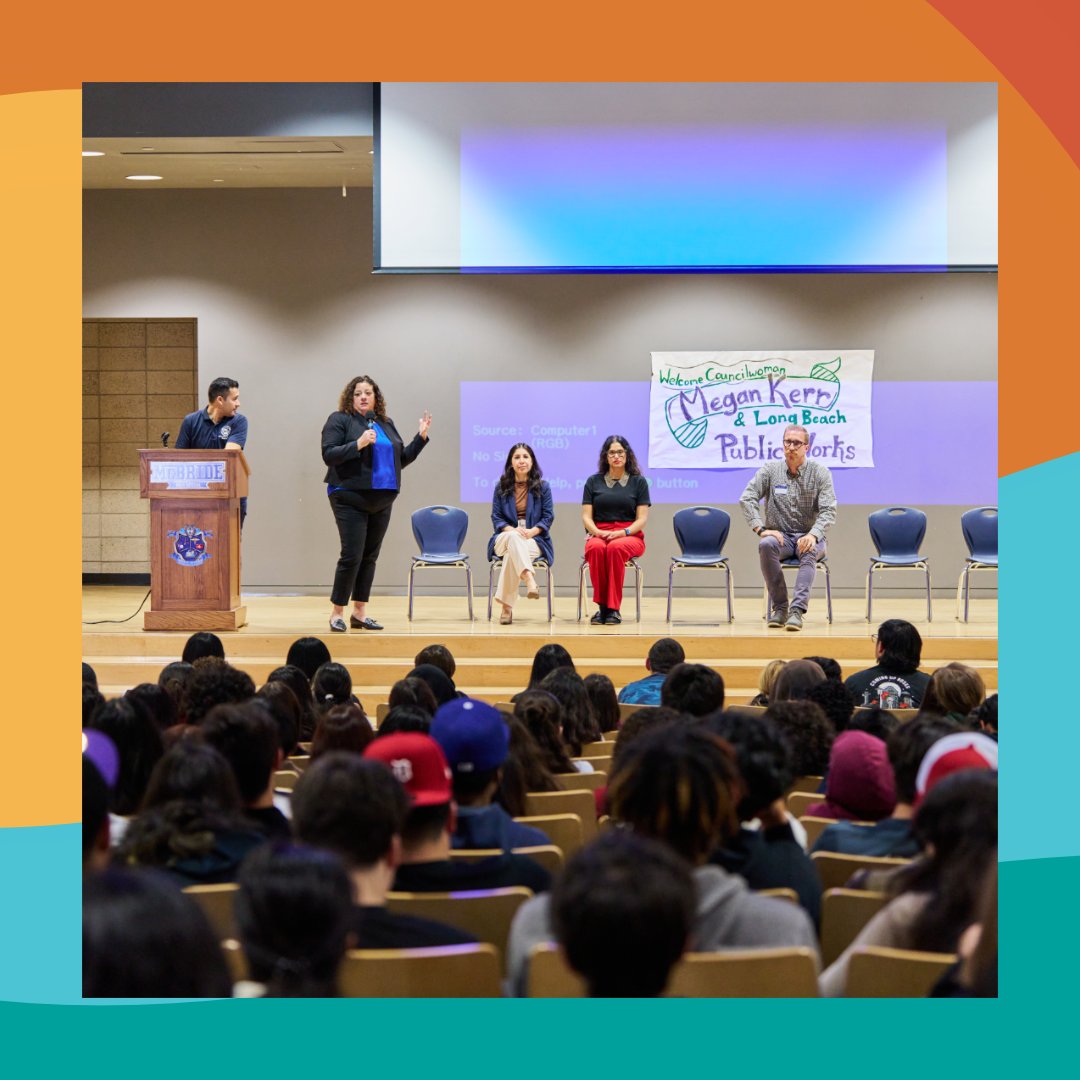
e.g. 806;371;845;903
218;425;231;440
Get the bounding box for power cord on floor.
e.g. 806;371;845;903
83;588;152;625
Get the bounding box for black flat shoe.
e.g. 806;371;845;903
590;610;606;625
350;615;383;630
329;617;347;633
606;610;622;624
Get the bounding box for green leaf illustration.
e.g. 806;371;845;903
809;356;842;382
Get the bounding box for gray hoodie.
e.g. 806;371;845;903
506;863;819;996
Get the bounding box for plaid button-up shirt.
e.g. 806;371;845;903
739;459;837;540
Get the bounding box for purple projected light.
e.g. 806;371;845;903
460;382;996;505
459;125;948;269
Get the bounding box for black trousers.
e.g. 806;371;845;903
329;489;398;606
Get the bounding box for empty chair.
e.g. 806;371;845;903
762;558;833;623
866;507;932;623
845;945;957;998
384;887;532;957
577;556;643;623
666;506;735;624
552;771;607;792
957;505;998;621
339;943;502;998
820;888;891;967
408;506;473;621
512;813;585;859
488;556;554;621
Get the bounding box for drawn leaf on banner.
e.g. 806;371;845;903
672;417;709;449
809;356;842;382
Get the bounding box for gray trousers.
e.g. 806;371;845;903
759;533;826;613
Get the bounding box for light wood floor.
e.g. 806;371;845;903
82;586;997;704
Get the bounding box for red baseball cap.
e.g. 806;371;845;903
364;733;453;807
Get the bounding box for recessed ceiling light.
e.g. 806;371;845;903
125;174;163;181
82;150;104;157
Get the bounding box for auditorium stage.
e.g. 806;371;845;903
82;586;997;705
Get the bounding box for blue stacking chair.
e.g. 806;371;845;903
408;506;473;621
866;507;931;623
666;506;735;624
957;506;998;621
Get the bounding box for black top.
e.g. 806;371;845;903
393;854;551;895
844;665;931;711
581;474;651;523
245;806;293;842
350;905;477;949
321;411;427;492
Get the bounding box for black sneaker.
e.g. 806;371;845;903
767;606;788;628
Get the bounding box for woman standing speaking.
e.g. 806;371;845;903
322;375;431;633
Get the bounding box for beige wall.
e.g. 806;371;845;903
82;318;197;574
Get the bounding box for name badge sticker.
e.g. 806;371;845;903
775;484;789;496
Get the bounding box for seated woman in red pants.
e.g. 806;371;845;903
581;435;651;624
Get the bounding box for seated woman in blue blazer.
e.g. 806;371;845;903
488;443;555;625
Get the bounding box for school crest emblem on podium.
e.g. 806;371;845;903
168;525;213;567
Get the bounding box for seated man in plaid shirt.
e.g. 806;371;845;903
739;425;836;632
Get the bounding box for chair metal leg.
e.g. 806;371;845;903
465;564;474;621
577;562;586;621
407;564;415;621
666;564;675;622
545;564;554;621
487;560;497;621
963;565;971;623
926;566;933;622
725;565;735;623
635;563;643;622
866;565;874;623
824;563;833;624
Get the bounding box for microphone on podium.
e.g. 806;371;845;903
161;432;170;447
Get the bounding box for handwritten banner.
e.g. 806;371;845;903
649;350;875;468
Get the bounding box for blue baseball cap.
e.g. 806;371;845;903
430;699;509;774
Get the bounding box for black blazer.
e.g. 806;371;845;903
321;411;428;492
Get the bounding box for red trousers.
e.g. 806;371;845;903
584;523;645;610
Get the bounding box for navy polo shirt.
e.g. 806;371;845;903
175;408;249;520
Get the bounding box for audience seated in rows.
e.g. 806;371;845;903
430;698;550;849
617;638;686;706
292;753;474;949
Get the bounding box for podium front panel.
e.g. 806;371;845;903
149;499;242;611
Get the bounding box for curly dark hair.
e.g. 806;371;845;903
763;700;835;777
180;658;256;726
597;434;642;477
513;689;577;775
496;443;545;497
704;710;795;820
338;375;387;418
540;667;602;756
583;673;620;734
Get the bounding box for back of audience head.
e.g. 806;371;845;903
236;841;354;997
806;679;855;732
83;757;110;872
901;770;998;953
377;704;432;736
539;667;602;755
552;831;695;997
660;662;725;717
771;659;826;703
181;631;225;665
972;693;997;739
141;737;241;812
704;710;794;822
847;703;900;743
199;701;280;806
646;637;685;676
82;661;98;690
312;661;354;713
608;724;742;864
83;682;105;727
611;706;684;771
803;655;842;682
430;698;509;807
497;716;560;816
583;673;619;734
293;753;409;870
527;643;575;688
124;683;178;733
921;662;986;719
87;697;164;815
513;689;576;775
874;619;923;673
388;676;439;718
887;714;962;807
285;636;332;682
959;858;998;997
83;867;232;998
265;665;317;742
754;658;786;705
414;644;456;681
763;700;834;777
157;660;195;716
181;658;256;726
255;679;302;758
408;664;457;708
311;703;375;761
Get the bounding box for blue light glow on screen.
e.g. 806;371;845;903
459;126;948;269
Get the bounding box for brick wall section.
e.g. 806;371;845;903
82;319;197;574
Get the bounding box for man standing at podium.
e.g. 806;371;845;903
739;424;836;632
176;377;249;526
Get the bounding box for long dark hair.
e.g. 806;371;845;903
338;375;387;419
514;690;577;776
496;443;544;497
540;668;602;756
527;643;575;689
597;434;642;477
496;716;561;816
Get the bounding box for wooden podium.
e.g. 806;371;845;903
138;448;249;631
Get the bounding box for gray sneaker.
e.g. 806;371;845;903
785;609;804;632
767;606;788;628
